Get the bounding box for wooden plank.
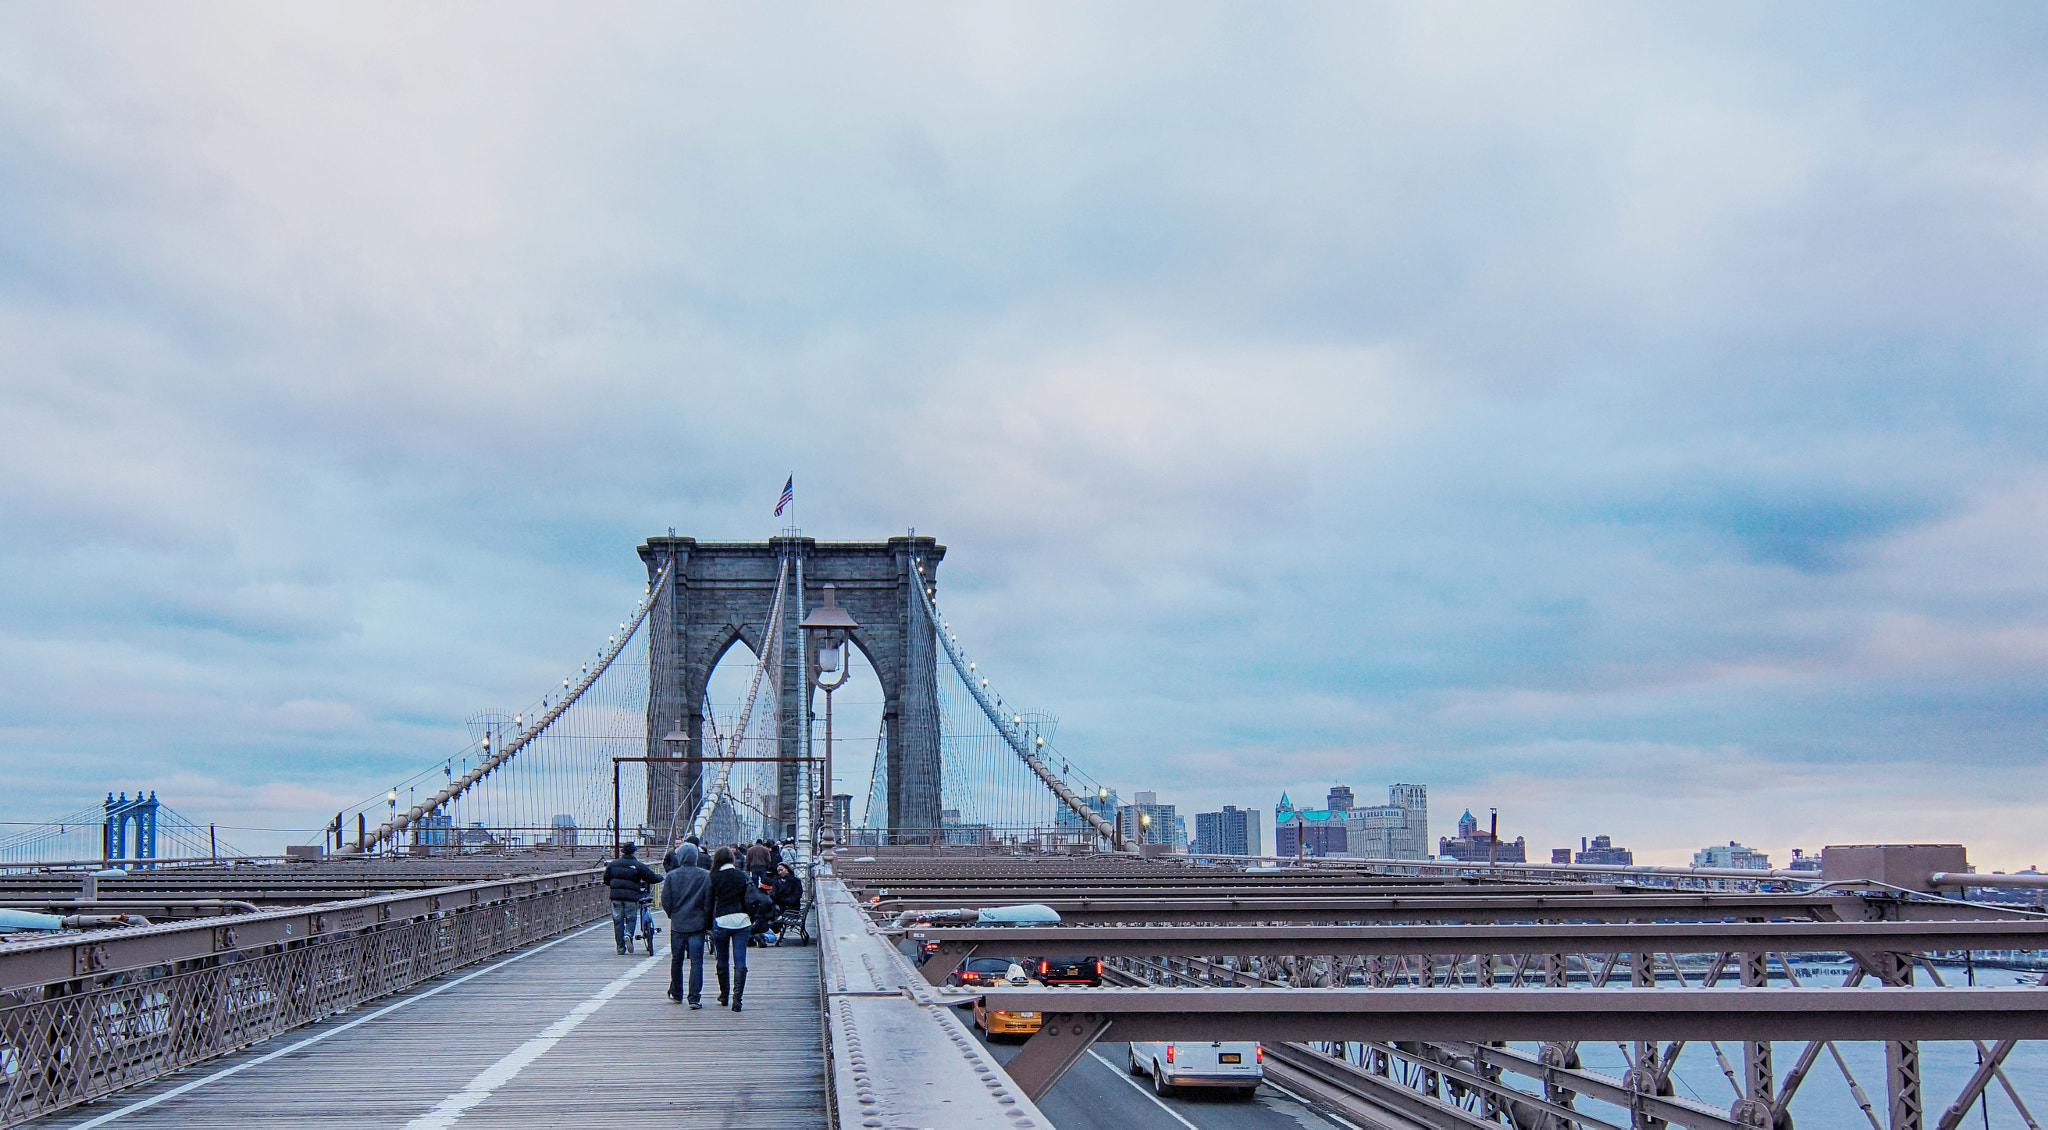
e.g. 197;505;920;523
40;917;826;1128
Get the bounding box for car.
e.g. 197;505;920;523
1127;1040;1263;1098
909;933;943;965
972;963;1045;1040
947;955;1021;989
1033;956;1102;987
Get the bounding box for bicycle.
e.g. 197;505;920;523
632;897;660;956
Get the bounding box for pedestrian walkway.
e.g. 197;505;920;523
45;918;827;1128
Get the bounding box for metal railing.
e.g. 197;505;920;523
0;867;605;1125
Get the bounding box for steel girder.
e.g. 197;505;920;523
913;919;2048;984
992;986;2048;1103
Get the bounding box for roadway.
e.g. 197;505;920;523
965;1013;1375;1130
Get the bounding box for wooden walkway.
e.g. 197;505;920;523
45;917;827;1128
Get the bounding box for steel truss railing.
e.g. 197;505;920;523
843;855;2048;1130
0;866;606;1125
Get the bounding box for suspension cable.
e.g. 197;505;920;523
338;558;675;855
910;556;1116;843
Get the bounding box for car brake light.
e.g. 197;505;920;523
1039;960;1048;976
1165;1044;1175;1064
1095;959;1103;976
1255;1045;1264;1064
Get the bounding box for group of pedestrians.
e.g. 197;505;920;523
603;836;804;1014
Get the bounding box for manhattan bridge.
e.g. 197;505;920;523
0;532;2044;1130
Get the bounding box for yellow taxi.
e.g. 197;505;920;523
972;962;1045;1040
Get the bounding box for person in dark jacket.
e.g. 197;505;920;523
708;846;752;1010
747;868;781;944
660;843;712;1007
744;839;772;882
604;843;663;955
772;862;803;912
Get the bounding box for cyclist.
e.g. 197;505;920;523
604;843;663;956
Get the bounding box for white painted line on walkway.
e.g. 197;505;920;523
1087;1048;1202;1130
403;950;663;1128
72;921;608;1127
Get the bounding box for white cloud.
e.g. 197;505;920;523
0;4;2045;866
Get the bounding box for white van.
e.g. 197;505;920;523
1126;1040;1262;1098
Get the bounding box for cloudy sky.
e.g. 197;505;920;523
3;4;2046;868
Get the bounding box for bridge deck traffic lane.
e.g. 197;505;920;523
41;917;826;1128
970;1024;1365;1130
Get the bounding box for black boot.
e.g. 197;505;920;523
716;967;730;1007
731;969;747;1012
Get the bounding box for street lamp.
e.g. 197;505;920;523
660;720;690;848
799;583;858;854
386;789;397;855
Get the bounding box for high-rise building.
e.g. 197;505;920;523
1118;793;1176;847
1693;842;1770;869
1388;783;1428;855
1274;784;1427;860
1574;834;1633;865
1193;805;1262;856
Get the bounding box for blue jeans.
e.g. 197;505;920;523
670;930;706;1003
711;922;750;976
611;900;638;951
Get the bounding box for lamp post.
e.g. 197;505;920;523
798;583;858;854
385;789;397;855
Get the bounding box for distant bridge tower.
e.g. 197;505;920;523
103;791;159;866
639;535;945;841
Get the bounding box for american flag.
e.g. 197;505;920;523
773;476;794;517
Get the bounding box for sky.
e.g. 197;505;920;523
3;4;2047;869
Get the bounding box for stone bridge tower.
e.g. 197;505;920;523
636;534;945;841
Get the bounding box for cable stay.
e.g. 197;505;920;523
911;556;1117;844
337;558;675;856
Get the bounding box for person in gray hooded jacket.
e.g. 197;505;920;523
659;843;712;1007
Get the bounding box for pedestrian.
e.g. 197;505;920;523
745;838;772;883
709;847;754;1011
662;840;684;872
773;861;803;913
603;843;663;956
768;839;784;868
748;867;780;945
660;843;711;1008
